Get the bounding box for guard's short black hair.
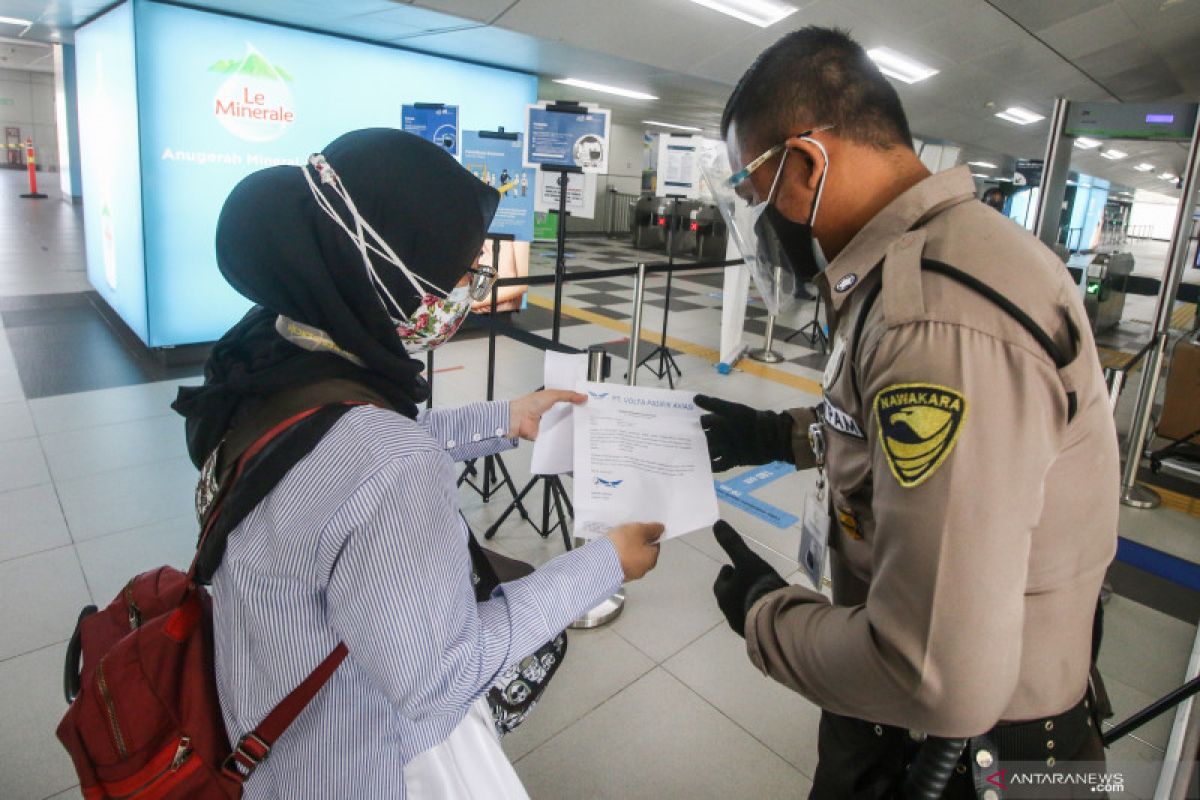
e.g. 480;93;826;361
722;27;913;152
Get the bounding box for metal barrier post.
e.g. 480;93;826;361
570;344;625;628
749;267;785;363
1120;105;1200;509
627;262;647;385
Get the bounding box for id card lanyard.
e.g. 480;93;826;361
799;422;831;589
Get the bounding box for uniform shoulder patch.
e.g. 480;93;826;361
874;383;967;488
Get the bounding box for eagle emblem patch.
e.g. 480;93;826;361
874;383;967;488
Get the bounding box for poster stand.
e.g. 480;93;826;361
635;195;684;387
459;234;529;514
483;161;581;545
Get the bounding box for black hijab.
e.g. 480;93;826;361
173;128;499;467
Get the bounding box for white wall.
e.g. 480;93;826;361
1128;189;1180;240
0;67;58;170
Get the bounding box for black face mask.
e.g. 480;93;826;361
759;204;824;284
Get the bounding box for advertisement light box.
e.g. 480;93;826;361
75;0;536;347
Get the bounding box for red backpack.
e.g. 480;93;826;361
56;404;354;799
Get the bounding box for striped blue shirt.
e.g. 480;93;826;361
212;402;623;799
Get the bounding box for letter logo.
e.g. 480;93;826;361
835;273;858;292
210;44;295;143
874;383;967;488
595;477;623;488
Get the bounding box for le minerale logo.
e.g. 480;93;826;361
210;44;295;142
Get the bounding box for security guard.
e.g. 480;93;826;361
697;27;1119;799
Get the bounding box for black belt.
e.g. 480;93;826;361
985;694;1094;765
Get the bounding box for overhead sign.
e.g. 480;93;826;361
524;102;611;173
402;103;460;156
461;130;534;241
1013;158;1044;188
655;134;700;199
1066;101;1198;141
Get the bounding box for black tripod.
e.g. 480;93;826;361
485;161;581;547
784;289;828;354
458;234;529;517
636;196;684;388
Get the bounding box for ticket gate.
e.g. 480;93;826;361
690;205;729;261
631;196;666;250
1082;252;1135;332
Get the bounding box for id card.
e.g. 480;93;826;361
799;484;830;590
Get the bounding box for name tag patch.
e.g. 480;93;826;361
875;383;967;488
822;399;865;439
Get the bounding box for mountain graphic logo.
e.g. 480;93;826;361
210;44;296;143
594;477;623;488
587;391;609;399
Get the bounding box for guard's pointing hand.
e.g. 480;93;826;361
712;520;787;637
694;394;796;473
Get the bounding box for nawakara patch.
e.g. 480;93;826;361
874;383;967;488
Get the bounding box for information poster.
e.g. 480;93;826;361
534;169;596;219
656;134;700;198
461;131;535;241
524;102;611;173
402;103;460;156
1014;158;1044;187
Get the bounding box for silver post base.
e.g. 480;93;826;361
1120;483;1161;509
570;589;625;629
748;348;784;364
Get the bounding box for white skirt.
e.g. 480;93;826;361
403;698;530;799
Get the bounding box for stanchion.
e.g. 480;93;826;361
626;263;648;386
635;196;683;387
748;266;785;363
570;344;625;628
20;139;47;200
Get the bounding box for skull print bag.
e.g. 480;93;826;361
467;537;568;736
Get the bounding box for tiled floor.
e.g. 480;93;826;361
0;171;1197;799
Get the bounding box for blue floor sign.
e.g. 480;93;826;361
715;462;799;529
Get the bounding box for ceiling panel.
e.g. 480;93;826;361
410;0;520;24
986;0;1112;31
1037;2;1133;59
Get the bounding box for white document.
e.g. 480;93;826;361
534;169;597;219
572;381;719;541
529;351;589;475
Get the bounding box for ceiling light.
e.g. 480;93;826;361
553;78;657;101
0;16;32;26
1073;137;1101;149
685;0;799;28
967;160;997;169
1100;148;1128;160
970;173;993;179
995;106;1045;125
1159;172;1177;181
1133;163;1155;172
643;120;703;132
866;48;939;84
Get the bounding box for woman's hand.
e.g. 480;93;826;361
508;390;586;441
606;522;665;581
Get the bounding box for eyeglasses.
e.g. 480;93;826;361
465;264;499;302
728;124;835;198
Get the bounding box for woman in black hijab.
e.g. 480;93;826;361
176;129;662;799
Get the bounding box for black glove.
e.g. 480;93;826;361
694;394;795;472
712;520;787;637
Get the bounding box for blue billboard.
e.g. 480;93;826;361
461;131;535;241
402;104;460;156
75;1;536;347
75;2;148;341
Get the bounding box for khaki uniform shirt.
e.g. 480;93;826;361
746;166;1119;737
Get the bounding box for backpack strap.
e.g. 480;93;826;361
849;256;1078;420
221;643;349;785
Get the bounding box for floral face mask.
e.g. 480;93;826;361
300;153;488;355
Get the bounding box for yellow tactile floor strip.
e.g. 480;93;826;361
1171;302;1196;330
525;292;1200;518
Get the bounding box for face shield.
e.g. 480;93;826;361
700;127;831;316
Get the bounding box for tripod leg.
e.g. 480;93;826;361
493;456;530;521
458;459;478;488
550;479;572;552
539;483;553;539
484;477;540;540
